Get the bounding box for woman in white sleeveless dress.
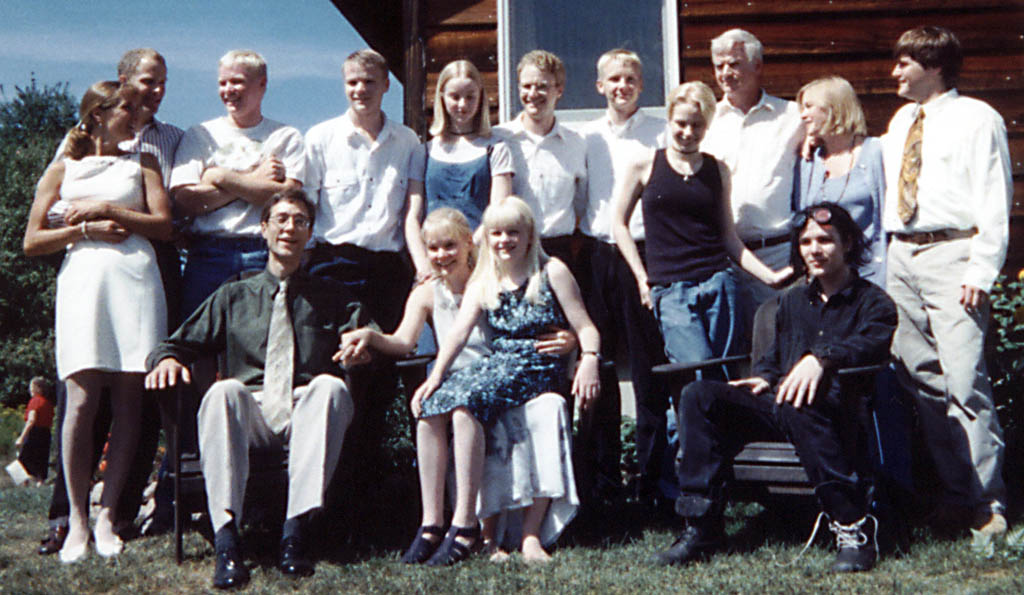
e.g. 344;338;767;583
23;81;172;563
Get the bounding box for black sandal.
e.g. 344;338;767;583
425;524;480;566
401;525;444;564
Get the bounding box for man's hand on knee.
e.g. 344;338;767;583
776;355;824;409
144;358;191;390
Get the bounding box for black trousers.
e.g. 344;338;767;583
307;243;414;333
675;379;871;524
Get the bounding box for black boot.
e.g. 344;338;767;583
648;515;725;566
829;515;878;572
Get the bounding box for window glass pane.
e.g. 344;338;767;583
508;0;666;110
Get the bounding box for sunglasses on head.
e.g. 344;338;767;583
793;206;833;229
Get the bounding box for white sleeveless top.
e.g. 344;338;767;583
432;279;490;372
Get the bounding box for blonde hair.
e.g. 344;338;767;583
63;80;124;160
471;196;547;310
345;48;388;78
429;60;491;139
597;48;643;79
517;50;566;89
219;50;267;79
667;81;716;123
796;76;868;137
422;207;477;272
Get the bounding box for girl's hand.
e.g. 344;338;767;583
64;200;110;224
638;280;653;310
85;220;130;244
411;375;442;417
572;354;601;411
769;266;795;289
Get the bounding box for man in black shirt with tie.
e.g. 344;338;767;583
651;202;897;573
145;188;373;588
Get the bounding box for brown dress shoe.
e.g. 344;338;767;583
38;525;68;555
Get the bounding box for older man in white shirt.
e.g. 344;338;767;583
700;29;803;309
882;26;1011;537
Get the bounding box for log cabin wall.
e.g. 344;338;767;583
340;0;1024;273
678;0;1024;273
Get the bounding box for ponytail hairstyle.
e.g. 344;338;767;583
63;80;122;160
421;207;477;272
470;196;547;310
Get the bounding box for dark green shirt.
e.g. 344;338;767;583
147;269;375;390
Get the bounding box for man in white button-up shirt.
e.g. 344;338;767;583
882;26;1012;537
494;50;586;266
700;29;804;309
579;49;669;507
304;49;422;333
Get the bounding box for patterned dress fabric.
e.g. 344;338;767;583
420;270;569;424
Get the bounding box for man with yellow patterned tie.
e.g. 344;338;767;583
144;189;374;588
882;26;1012;538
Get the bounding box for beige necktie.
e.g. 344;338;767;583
262;279;293;433
896;108;924;224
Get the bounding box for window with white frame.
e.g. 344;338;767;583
497;0;679;127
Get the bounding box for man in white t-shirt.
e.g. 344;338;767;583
170;50;306;318
304;48;422;333
493;50;587;266
578;49;669;508
700;29;804;310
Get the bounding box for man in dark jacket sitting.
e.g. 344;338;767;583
651;202;898;572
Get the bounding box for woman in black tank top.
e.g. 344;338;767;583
611;82;792;371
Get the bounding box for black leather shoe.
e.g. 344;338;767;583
648;522;724;566
830;515;878;573
213;547;250;590
37;525;67;556
279;537;314;577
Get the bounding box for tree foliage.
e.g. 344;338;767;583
0;78;77;406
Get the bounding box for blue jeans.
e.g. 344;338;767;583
650;268;748;375
181;236;268;319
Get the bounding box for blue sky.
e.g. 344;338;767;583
0;0;404;133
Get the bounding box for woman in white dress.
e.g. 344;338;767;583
23;80;172;563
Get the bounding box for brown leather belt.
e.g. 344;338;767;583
893;227;976;245
742;233;789;250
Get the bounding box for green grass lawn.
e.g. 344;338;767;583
1;478;1021;594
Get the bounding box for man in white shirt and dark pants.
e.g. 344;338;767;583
700;29;804;310
494;49;587;266
579;49;669;508
304;48;422;333
883;26;1012;537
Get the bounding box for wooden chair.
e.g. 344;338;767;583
651;295;892;501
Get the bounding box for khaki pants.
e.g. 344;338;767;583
887;237;1006;514
198;374;354;532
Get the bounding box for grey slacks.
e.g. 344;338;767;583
198;374;354;532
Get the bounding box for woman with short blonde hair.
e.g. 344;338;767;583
792;76;886;283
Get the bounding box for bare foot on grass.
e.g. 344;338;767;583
522;536;551;564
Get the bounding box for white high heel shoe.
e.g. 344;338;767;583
93;529;123;558
58;540;89;564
